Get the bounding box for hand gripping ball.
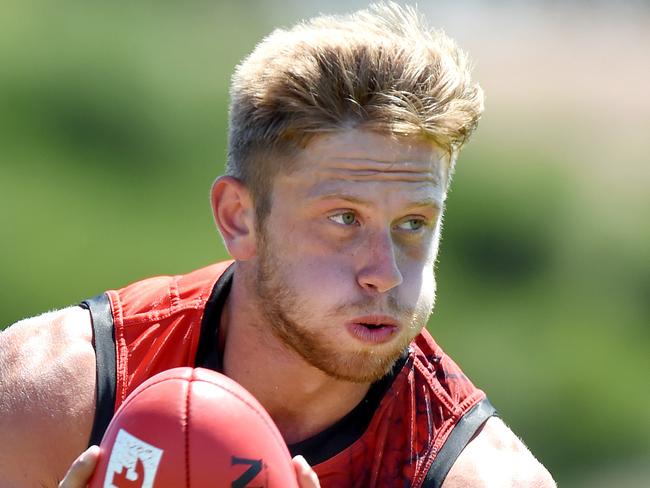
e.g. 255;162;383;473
89;367;299;488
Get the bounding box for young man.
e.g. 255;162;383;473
0;4;555;487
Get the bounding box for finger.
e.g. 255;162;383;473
58;445;100;488
292;455;321;488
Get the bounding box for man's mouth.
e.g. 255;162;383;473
346;315;399;343
360;323;384;329
352;315;399;328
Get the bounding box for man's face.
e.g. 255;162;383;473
252;130;448;383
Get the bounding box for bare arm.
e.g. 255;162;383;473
442;417;556;488
0;307;97;488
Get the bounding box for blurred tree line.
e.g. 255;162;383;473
1;1;648;486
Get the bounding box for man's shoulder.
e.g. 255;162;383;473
0;307;95;384
0;307;97;485
442;416;556;487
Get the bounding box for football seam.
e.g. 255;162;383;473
190;377;290;455
115;374;194;412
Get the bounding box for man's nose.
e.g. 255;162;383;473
356;230;403;294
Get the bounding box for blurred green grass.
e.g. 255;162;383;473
1;1;648;485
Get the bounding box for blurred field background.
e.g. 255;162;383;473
1;0;648;485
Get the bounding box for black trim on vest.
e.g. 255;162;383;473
287;349;410;466
195;262;235;371
80;293;117;447
422;398;497;488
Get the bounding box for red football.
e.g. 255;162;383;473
89;367;298;488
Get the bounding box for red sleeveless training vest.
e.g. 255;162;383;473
85;260;494;488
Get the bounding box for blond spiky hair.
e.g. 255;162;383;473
227;2;484;218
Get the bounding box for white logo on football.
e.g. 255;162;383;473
104;429;164;488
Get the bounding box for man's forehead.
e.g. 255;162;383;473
304;130;448;164
302;176;445;209
290;130;449;182
313;159;443;184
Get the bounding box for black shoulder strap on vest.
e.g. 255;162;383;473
80;293;117;447
422;398;497;488
195;262;235;371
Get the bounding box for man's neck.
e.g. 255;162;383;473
219;268;371;445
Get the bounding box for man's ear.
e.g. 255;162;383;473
210;176;257;260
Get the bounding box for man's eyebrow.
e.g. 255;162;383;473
310;192;368;205
405;197;442;211
310;192;442;210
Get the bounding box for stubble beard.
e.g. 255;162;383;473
253;230;435;384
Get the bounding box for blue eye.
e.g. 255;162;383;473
330;212;358;225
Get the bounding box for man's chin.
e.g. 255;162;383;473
309;347;406;384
